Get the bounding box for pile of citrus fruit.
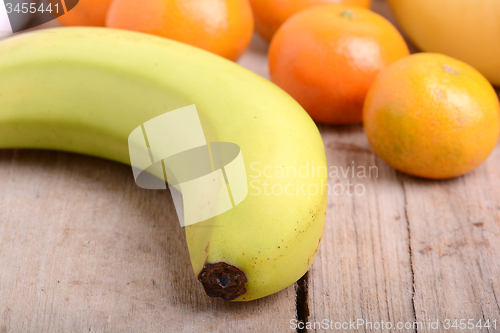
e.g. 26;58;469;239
57;0;500;179
58;0;254;61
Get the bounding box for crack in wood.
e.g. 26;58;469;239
400;176;419;333
492;284;500;319
374;180;394;328
351;197;368;333
295;273;309;333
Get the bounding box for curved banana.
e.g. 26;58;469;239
0;27;327;301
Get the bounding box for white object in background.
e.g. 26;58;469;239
0;0;34;39
0;0;12;38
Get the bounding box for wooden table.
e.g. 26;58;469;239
1;0;499;332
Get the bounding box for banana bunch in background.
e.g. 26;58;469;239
0;28;327;301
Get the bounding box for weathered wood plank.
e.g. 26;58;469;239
309;127;500;333
403;143;500;333
307;126;416;332
306;1;500;332
0;150;296;333
1;1;500;331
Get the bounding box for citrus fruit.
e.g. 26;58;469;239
249;0;371;42
363;53;500;179
268;5;409;125
106;0;254;61
387;0;500;86
57;0;115;26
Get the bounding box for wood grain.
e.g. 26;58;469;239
0;150;296;333
307;126;416;332
1;0;500;332
306;1;500;332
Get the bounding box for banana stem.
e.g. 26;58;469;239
197;262;248;301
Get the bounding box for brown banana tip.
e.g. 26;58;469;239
197;262;248;301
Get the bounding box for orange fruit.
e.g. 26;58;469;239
269;5;409;125
106;0;254;61
363;53;500;179
250;0;371;42
57;0;115;26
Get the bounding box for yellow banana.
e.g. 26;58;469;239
387;0;500;86
0;27;327;301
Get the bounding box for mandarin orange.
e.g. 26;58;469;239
58;0;115;27
269;5;409;124
363;53;500;179
106;0;254;61
250;0;371;42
